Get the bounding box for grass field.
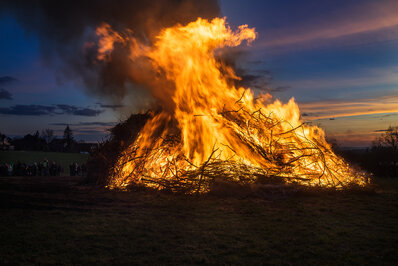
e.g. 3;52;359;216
0;151;89;175
0;176;397;264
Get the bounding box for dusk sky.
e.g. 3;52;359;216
1;0;398;147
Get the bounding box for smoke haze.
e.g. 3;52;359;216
1;0;221;105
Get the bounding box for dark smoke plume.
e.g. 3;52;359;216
1;0;220;103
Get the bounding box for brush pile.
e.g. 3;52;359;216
107;102;367;193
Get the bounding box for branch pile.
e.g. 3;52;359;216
108;99;367;193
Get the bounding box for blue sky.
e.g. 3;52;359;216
0;14;121;141
1;0;398;146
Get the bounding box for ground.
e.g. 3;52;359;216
0;176;397;265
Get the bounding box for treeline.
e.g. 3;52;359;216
338;126;398;178
1;126;95;153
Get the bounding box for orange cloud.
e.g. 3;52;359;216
298;95;398;146
299;95;398;120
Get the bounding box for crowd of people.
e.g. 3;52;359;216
0;159;87;177
69;162;87;176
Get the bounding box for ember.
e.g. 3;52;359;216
96;18;367;193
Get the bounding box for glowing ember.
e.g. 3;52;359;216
96;18;367;192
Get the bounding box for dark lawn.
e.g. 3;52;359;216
0;176;397;265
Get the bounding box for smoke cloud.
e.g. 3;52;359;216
1;0;220;105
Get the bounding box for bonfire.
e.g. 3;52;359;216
94;18;367;193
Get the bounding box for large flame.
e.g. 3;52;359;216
96;18;367;192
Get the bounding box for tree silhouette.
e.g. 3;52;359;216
373;126;398;151
364;126;398;177
63;125;74;152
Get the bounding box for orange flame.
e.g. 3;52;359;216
96;23;125;61
96;18;367;192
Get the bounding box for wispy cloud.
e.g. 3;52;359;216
304;104;398;147
287;66;398;92
0;104;104;116
50;122;116;127
96;103;124;110
0;105;57;116
56;104;103;116
0;88;12;100
0;76;17;85
299;95;398;120
256;1;398;49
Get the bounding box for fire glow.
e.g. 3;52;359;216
96;18;367;192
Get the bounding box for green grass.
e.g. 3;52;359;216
0;151;89;175
0;176;397;264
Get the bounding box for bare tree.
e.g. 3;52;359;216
373;126;398;151
41;128;54;145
